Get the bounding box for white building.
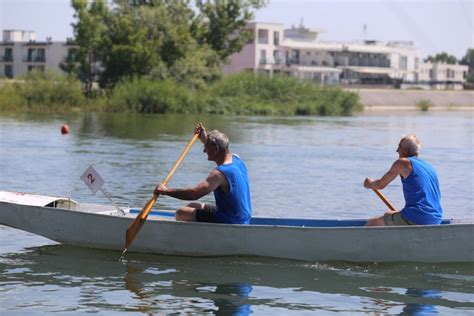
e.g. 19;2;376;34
418;61;468;90
224;22;468;89
0;30;75;79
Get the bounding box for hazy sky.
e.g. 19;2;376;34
1;0;472;59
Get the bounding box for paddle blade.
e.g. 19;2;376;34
125;195;158;250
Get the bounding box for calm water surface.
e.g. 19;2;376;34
0;112;473;314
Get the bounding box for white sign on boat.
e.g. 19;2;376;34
80;165;105;194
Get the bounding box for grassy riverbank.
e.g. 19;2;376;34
0;72;362;116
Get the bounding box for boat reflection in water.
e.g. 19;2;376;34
1;241;473;314
402;288;441;315
124;260;252;315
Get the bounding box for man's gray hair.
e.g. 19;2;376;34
400;134;421;157
207;130;229;152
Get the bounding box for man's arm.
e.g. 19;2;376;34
364;158;409;190
155;170;224;200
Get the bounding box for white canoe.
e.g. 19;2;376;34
0;191;472;263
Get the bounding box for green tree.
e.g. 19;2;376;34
67;0;108;95
68;0;264;91
97;1;221;89
460;48;474;82
195;0;267;60
424;52;458;64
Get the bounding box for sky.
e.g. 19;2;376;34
1;0;472;59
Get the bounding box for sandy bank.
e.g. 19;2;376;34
348;89;474;111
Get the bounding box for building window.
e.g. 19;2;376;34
260;49;267;64
27;48;46;62
290;50;300;64
274;31;279;46
273;50;284;64
258;29;268;44
5;65;13;78
4;48;13;62
38;49;45;61
415;57;419;69
400;56;407;70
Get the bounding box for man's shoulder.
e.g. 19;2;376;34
394;157;413;176
397;157;411;164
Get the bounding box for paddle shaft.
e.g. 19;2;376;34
125;132;200;250
372;189;397;212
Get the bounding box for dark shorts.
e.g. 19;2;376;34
196;204;218;223
383;212;416;226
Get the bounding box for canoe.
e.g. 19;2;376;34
0;191;472;263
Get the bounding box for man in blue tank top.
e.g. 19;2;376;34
363;134;443;226
154;123;252;224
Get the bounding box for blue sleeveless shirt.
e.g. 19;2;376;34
401;157;443;225
213;154;252;224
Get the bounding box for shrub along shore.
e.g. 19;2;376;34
0;71;362;116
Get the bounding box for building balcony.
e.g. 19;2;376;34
286;58;300;66
1;56;13;62
348;59;391;68
259;58;287;66
24;56;46;62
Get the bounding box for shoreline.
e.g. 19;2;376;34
348;88;474;111
362;105;474;111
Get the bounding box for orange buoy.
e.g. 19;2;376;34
61;124;69;134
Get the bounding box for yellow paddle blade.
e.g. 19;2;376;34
125;195;157;249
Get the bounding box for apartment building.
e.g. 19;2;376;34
418;62;468;90
224;22;468;89
0;30;75;79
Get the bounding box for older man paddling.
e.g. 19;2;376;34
154;123;252;224
364;134;443;226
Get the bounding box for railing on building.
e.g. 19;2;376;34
259;58;287;65
1;55;14;62
24;56;46;62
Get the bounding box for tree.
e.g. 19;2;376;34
68;0;265;90
460;48;474;82
195;0;267;60
424;52;458;64
97;1;221;89
67;0;108;95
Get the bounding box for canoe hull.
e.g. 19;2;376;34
0;193;472;263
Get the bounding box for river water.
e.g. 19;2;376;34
0;112;473;314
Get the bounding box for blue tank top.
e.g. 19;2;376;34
213;155;252;224
401;157;443;224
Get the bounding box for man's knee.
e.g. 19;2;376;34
176;206;197;221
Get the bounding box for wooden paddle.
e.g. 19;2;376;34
372;189;397;212
124;131;200;254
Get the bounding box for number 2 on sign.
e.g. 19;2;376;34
87;173;96;184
